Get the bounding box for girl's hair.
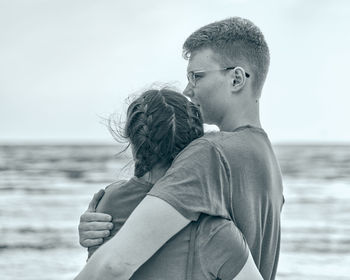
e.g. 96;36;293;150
120;88;203;177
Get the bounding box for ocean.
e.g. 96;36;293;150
0;144;349;280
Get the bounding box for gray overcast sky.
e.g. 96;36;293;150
1;0;349;144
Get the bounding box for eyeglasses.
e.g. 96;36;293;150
187;66;250;87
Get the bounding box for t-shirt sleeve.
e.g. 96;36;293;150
147;139;231;221
87;180;129;259
201;221;249;280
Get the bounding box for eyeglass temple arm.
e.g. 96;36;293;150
226;67;250;78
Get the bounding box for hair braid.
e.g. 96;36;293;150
157;91;176;158
127;98;155;177
186;101;204;140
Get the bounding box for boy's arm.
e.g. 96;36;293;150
75;195;190;280
75;139;228;279
233;252;263;280
79;139;228;250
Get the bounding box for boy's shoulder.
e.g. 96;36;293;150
189;131;242;147
179;132;234;157
182;132;221;151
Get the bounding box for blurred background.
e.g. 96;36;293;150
1;0;349;279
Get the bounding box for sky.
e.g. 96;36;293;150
1;0;350;144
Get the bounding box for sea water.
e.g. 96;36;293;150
0;144;349;280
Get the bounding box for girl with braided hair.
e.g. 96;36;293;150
80;87;262;280
123;87;204;179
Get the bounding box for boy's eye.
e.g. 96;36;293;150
194;73;204;80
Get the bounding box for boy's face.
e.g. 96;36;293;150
183;48;231;125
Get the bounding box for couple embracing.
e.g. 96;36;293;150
75;17;284;280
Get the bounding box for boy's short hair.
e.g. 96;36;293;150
183;17;270;94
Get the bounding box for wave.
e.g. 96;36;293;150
1;227;70;234
0;243;77;251
282;239;350;254
0;186;68;194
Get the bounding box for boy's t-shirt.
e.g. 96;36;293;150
148;126;284;280
88;177;249;280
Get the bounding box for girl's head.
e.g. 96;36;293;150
124;88;203;177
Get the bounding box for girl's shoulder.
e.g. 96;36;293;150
96;177;152;215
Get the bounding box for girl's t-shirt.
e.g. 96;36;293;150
88;177;249;280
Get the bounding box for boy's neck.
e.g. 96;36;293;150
218;100;261;132
218;113;261;132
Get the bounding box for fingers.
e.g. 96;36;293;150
81;230;111;239
80;212;112;223
79;221;114;231
78;221;113;248
87;189;105;212
80;238;104;248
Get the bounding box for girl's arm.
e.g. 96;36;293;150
75;195;190;280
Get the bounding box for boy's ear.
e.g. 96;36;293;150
230;67;247;92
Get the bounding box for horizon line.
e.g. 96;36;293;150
0;140;350;146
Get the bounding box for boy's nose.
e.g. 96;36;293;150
183;83;194;99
